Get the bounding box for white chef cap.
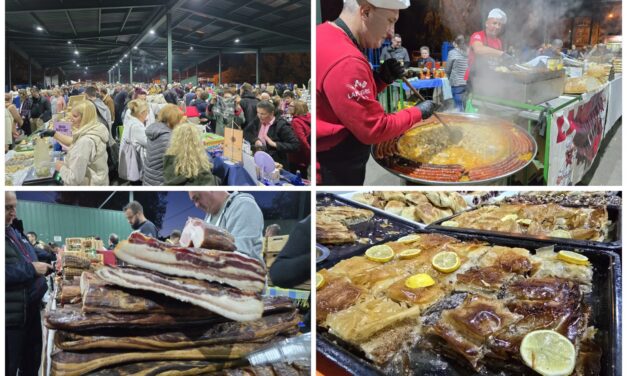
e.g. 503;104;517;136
367;0;410;10
488;8;507;24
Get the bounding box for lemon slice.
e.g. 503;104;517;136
549;229;572;239
431;251;461;273
365;245;394;263
501;214;518;221
441;220;458;227
557;250;590;266
399;248;422;259
520;330;576;376
316;273;325;290
396;234;421;244
404;273;436;289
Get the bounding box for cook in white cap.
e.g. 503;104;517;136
464;8;513;82
316;0;436;185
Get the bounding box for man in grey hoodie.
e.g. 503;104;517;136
189;191;265;265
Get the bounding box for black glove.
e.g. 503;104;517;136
500;53;516;66
40;129;56;138
416;100;436;120
376;59;404;84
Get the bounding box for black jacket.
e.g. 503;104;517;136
29;96;51;122
268;216;311;288
239;93;259;131
5;227;48;327
244;117;300;168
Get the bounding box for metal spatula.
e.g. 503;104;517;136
401;76;463;144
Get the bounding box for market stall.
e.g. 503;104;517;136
316;190;622;376
42;226;310;375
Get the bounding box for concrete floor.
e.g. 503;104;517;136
364;119;622;186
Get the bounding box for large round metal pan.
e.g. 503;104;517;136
371;112;538;185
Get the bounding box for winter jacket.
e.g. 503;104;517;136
5;226;48;327
288;113;311;173
120;115;148;168
244;117;300;168
239;93;259;130
162;155;220;186
113;91;128;126
59;121;110;186
143;121;172;186
29;96;51;122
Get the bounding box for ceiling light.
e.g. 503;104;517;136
150;29;155;34
133;46;138;50
124;54;128;57
67;40;72;44
160;62;164;66
190;46;194;50
77;64;80;67
74;50;79;55
234;38;240;43
72;60;76;63
36;26;43;31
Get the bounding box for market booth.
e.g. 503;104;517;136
316;191;621;376
9;191;311;376
372;55;621;186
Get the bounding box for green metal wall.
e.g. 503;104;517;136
17;200;132;245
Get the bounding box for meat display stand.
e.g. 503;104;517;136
317;228;621;376
316;193;418;270
427;203;621;253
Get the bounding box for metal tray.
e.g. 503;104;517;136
428;204;621;251
370;113;538;185
316;193;417;269
317;229;621;376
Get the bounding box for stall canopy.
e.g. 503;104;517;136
6;0;310;83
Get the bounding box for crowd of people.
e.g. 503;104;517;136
5;80;311;185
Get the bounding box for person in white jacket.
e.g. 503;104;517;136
120;99;149;184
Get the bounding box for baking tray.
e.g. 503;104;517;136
317;229;621;376
428;204;621;251
316;193;417;269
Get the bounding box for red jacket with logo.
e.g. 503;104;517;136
316;22;423;153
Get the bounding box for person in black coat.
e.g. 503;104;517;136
268;216;311;287
239;83;259;131
113;89;128;129
29;87;51;132
244;100;300;170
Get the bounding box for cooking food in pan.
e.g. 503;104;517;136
504;191;621;207
351;191;468;224
317;233;601;375
441;204;609;241
373;114;536;183
316;206;375;245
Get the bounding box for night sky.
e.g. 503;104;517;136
16;191;308;237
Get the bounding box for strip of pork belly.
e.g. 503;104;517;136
116;235;265;293
179;217;236;251
54;310;301;351
96;266;263;322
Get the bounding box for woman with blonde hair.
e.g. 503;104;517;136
54;101;109;185
120;99;149;183
143;104;185;185
163;123;219;185
50;88;66;115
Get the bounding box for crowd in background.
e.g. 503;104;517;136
5;80;311;185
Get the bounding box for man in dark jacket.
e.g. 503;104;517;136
239;83;259;131
29;87;51;133
244;100;300;170
6;191;53;376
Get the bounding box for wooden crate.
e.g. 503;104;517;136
65;238;85;252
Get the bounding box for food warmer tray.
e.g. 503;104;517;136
428;204;621;252
316;193;417;270
371;113;538;185
317;229;621;376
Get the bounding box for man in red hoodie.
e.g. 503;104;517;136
317;0;435;185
